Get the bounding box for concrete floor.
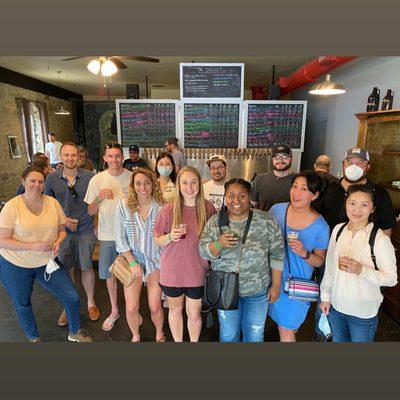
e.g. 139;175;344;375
1;267;399;342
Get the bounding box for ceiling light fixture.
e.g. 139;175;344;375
54;71;71;115
87;57;118;77
309;74;346;95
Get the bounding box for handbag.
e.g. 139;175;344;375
109;255;135;287
203;209;253;314
283;204;319;302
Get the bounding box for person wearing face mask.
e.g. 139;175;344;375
315;147;397;342
155;151;177;203
320;148;396;236
250;144;295;211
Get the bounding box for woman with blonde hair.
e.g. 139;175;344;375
154;166;216;342
115;167;165;342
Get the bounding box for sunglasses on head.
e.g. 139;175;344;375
104;142;122;150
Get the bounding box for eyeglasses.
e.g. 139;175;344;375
68;185;78;199
104;142;122;150
272;155;291;161
210;165;226;171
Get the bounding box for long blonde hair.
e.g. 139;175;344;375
127;167;164;212
173;166;207;236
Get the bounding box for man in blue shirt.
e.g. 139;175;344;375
45;142;100;327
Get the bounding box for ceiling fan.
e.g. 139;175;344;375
62;56;159;76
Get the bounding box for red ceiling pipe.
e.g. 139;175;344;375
277;56;357;97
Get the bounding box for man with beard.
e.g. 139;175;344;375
314;147;396;342
122;145;148;171
250;144;295;211
320;147;396;236
45;142;100;327
203;155;227;212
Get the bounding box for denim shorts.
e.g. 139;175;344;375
58;231;97;271
98;240;118;280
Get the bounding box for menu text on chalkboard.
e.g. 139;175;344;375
119;102;176;147
184;103;240;148
182;65;243;99
246;103;304;149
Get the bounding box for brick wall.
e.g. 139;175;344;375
0;82;73;201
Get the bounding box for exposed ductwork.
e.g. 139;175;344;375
277;56;357;97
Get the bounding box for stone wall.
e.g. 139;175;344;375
0;82;73;201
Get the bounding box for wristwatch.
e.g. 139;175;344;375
302;250;311;260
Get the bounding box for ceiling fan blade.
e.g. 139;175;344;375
61;57;86;61
121;56;160;63
109;57;127;69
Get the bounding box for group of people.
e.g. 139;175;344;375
0;136;397;343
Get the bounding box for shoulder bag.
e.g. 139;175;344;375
203;210;253;313
109;255;135;287
283;205;320;302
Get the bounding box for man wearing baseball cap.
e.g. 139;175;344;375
203;154;228;212
122;145;148;171
320;147;396;235
314;147;397;342
250;144;295;211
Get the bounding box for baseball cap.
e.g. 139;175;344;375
344;147;370;161
272;144;292;157
206;154;227;166
129;145;139;153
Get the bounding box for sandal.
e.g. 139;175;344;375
102;314;120;331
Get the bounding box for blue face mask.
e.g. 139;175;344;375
318;313;332;339
157;166;173;177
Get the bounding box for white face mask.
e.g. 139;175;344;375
344;164;364;181
158;166;173;177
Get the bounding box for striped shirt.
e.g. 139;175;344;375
114;198;162;279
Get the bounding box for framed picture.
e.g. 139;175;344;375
7;135;21;159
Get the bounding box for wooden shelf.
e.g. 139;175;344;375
355;109;400;118
379;182;400;192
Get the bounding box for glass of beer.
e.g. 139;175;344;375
178;224;187;239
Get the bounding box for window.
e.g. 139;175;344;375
16;99;49;162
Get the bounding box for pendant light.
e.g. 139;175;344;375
309;74;346;95
54;71;71;115
87;57;118;77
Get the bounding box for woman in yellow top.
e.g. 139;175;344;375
0;166;92;342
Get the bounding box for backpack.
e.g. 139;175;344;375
335;222;386;292
335;222;379;271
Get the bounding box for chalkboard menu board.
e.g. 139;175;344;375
183;103;240;148
180;64;244;99
245;102;306;149
117;101;177;147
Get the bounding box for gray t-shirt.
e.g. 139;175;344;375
171;149;185;169
250;171;294;211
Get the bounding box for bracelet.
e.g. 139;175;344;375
213;240;222;250
302;250;311;260
129;260;139;267
168;233;172;241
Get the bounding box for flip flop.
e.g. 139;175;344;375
102;314;120;331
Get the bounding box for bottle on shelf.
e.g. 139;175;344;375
366;87;380;112
381;89;394;111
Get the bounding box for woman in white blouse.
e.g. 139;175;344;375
115;167;165;342
319;184;397;342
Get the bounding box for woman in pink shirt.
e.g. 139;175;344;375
154;166;215;342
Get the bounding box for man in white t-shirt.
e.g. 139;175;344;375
84;142;132;332
203;154;227;213
45;133;62;168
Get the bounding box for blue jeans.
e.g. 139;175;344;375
328;306;378;342
0;255;81;340
217;290;268;342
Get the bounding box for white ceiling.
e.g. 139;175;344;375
0;56;311;98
